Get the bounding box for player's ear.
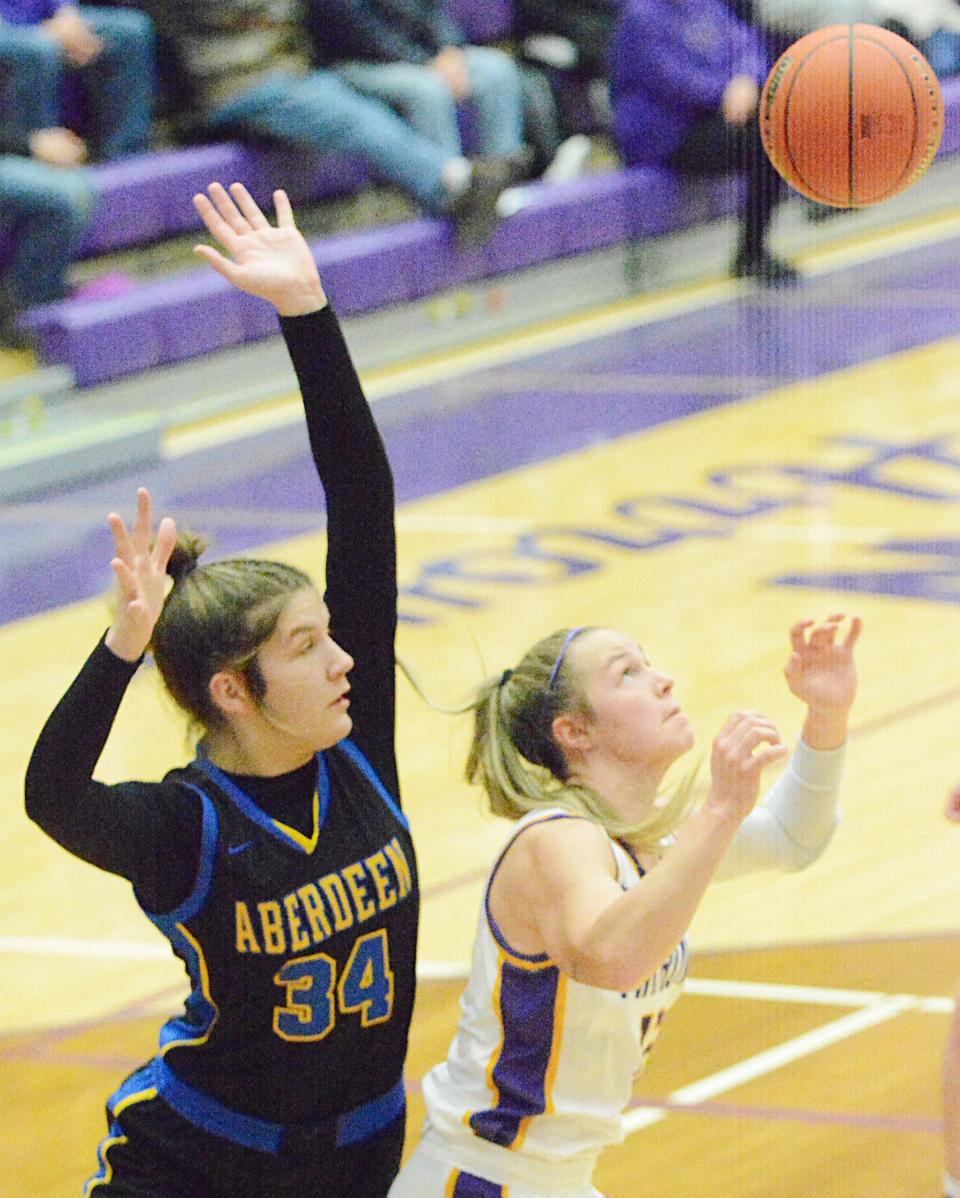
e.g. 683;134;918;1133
552;712;592;757
208;670;253;718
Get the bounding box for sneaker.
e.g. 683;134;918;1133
732;248;800;287
542;134;592;186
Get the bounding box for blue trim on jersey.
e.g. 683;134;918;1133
106;1062;158;1116
155;1057;405;1154
156;1055;285;1153
192;751;330;853
335;1076;405;1145
150;785;219;925
337;738;408;831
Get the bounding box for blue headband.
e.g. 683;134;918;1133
548;627;586;689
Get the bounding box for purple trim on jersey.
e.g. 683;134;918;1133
483;813;591;962
450;1172;505;1197
614;837;646;878
192;752;330;853
337;738;408;831
469;958;562;1148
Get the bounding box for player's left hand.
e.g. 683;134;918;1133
946;786;960;823
783;613;862;715
193;182;327;317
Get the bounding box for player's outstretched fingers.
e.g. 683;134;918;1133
205;181;249;234
229;181;269;230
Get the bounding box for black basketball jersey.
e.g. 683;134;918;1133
148;739;419;1124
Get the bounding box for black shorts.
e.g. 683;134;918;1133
84;1086;405;1198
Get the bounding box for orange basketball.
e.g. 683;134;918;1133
760;23;943;208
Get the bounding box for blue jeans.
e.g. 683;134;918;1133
0;6;154;159
205;70;456;214
0;155;96;304
337;46;525;159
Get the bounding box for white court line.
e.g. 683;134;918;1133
0;935;169;960
3;941;955;1017
623;995;916;1134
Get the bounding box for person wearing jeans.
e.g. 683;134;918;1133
0;120;95;344
0;2;154;160
310;0;528;166
132;0;511;246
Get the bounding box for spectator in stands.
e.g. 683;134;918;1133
513;0;618;137
747;0;960;44
747;1;960;79
132;0;510;247
0;1;154;161
0;118;95;345
610;0;797;286
309;0;530;176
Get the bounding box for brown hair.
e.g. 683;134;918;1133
150;532;313;732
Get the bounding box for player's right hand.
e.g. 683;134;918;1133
105;487;177;662
704;711;789;823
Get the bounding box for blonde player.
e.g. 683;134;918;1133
390;615;861;1198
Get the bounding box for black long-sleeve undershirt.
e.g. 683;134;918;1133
24;305;399;915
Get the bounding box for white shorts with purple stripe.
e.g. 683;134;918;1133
388;1124;604;1198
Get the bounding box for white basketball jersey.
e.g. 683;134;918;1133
423;811;689;1161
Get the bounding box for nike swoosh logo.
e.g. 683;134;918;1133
229;841;253;855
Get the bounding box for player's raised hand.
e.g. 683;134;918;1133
783;613;862;714
104;488;177;662
705;710;789;824
193;182;327;317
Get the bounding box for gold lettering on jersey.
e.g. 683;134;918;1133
342;862;376;921
258;900;287;954
319;874;354;932
233;836;415;954
384;838;412;898
283;893;311;952
297;882;332;941
365;850;396;910
235;900;261;953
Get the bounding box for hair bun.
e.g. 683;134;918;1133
166;531;207;586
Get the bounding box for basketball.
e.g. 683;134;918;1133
759;23;943;208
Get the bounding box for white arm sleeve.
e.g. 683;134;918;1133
714;739;845;881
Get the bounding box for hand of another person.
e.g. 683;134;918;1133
946;786;960;823
429;46;471;101
705;711;789;824
722;74;760;125
193;182;327;317
28;127;88;167
41;5;103;67
105;488;177;663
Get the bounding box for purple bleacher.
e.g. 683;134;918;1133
443;0;513;44
20;70;960;388
80;144;373;257
24;290;163;384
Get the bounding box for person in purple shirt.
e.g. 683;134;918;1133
0;0;154;161
610;0;797;285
